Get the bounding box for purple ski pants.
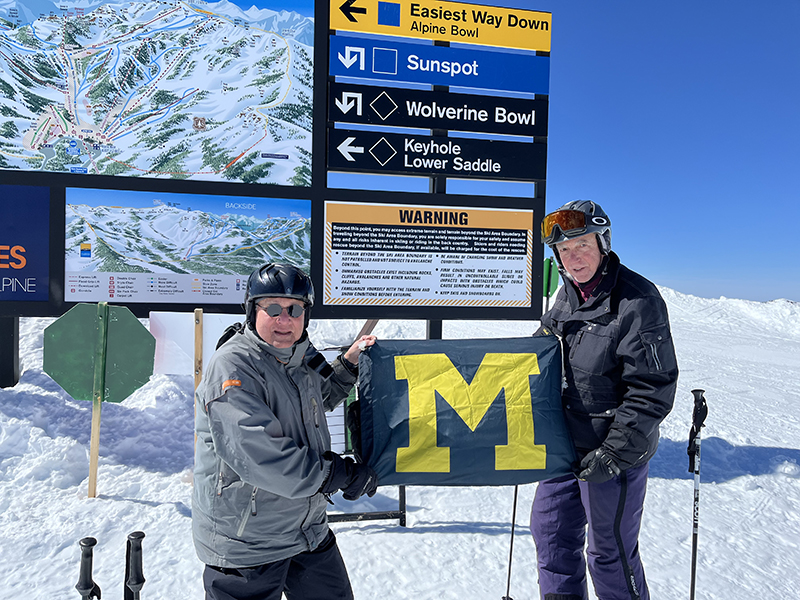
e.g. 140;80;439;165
530;463;650;600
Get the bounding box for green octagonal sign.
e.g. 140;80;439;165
43;302;155;498
44;303;155;404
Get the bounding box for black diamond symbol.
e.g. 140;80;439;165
369;137;397;166
370;91;398;121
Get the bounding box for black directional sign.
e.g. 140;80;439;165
328;128;546;180
329;82;548;137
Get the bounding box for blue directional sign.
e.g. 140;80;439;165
329;34;549;95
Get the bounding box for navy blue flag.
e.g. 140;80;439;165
357;337;576;486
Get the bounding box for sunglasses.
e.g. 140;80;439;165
257;303;305;318
541;209;587;244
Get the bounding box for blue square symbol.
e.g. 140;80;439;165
377;2;401;27
373;48;398;75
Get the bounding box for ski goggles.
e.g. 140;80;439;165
541;209;588;244
257;302;305;318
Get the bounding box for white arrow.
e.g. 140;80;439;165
335;92;363;116
338;46;365;70
337;136;364;162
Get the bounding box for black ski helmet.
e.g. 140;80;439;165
244;263;315;329
543;200;612;256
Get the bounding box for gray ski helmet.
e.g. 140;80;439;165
543;200;612;255
244;263;315;329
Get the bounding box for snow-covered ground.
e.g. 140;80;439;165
1;288;799;599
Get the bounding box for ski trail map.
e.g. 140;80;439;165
0;0;314;185
64;187;311;303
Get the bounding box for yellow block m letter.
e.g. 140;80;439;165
394;353;546;473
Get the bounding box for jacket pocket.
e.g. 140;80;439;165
563;399;617;451
216;461;241;495
568;326;615;376
638;325;677;374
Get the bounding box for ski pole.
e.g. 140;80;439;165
76;537;101;600
501;485;519;600
124;531;146;600
688;389;708;600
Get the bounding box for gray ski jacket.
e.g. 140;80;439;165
538;252;679;469
192;326;357;568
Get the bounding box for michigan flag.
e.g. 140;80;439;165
356;336;575;486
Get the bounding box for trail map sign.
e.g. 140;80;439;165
0;1;314;185
64;188;311;304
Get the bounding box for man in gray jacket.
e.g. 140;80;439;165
193;263;378;600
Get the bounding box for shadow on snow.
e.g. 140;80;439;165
649;436;800;482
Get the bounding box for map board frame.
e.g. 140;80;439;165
0;0;548;322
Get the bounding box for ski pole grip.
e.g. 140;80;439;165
690;389;708;429
76;537;100;600
126;531;146;596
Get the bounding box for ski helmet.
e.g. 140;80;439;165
542;200;612;255
244;263;315;329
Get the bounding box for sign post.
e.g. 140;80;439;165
543;257;559;312
0;317;19;388
88;303;109;498
43;302;155;498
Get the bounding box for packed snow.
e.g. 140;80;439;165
1;287;799;599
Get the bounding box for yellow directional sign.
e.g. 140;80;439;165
330;0;551;52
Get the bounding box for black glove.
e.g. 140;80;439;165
320;451;378;501
577;447;621;483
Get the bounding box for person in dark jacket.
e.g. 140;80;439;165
530;201;678;600
193;263;378;600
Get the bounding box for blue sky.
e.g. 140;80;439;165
510;0;799;302
330;0;799;302
223;0;315;17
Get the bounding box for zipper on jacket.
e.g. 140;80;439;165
570;330;584;360
236;487;258;538
647;341;663;370
311;397;319;427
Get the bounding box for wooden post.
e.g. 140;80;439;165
88;302;109;499
193;309;204;449
356;319;379;338
193;309;204;391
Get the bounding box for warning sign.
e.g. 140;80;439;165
324;201;533;307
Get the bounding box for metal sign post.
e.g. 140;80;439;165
0;317;20;388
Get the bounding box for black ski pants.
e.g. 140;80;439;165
202;531;354;600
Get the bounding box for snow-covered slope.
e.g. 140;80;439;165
1;289;799;598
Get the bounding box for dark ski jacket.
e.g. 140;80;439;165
537;252;679;469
